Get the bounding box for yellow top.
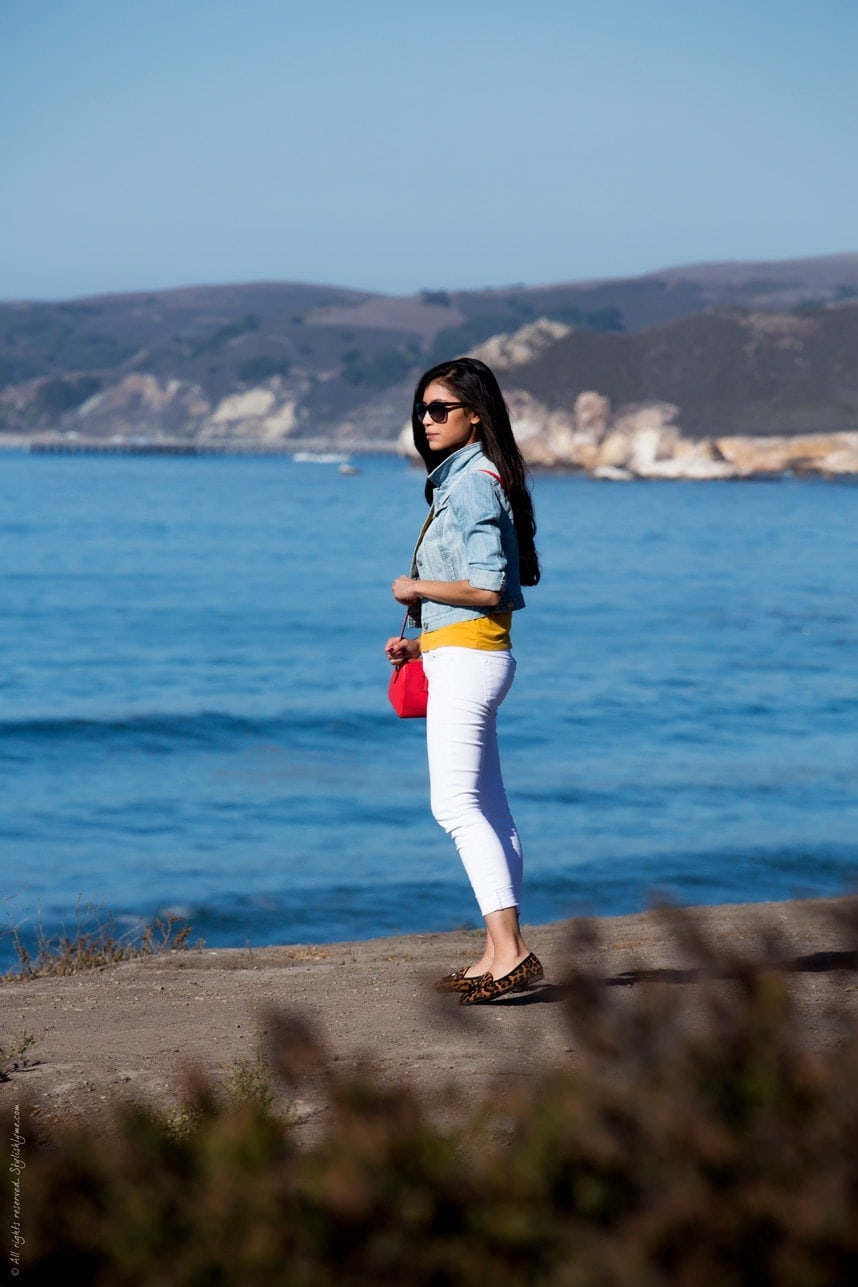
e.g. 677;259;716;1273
420;613;512;653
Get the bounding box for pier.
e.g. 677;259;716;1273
26;438;400;458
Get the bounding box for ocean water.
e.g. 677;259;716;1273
2;452;857;967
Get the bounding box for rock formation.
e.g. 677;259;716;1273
397;385;858;480
714;433;858;477
469;319;572;370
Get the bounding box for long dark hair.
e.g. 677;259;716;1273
411;357;540;587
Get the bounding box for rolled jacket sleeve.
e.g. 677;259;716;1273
448;474;507;593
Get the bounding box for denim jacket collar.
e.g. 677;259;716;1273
427;442;487;498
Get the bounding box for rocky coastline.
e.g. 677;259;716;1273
504;389;858;480
10;405;858;480
392;383;858;481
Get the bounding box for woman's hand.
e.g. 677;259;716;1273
391;575;421;605
384;635;421;665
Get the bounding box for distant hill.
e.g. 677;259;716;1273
508;304;858;437
1;252;857;445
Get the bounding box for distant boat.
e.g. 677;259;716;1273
338;463;360;476
292;451;351;465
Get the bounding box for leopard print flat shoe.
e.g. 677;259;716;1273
434;966;487;993
458;952;544;1006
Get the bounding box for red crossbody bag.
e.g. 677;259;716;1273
387;608;429;718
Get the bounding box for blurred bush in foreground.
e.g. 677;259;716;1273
3;907;858;1285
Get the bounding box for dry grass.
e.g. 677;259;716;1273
2;905;199;980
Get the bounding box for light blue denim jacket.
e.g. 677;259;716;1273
408;442;525;632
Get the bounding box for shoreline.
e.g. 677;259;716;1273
3;894;856;1133
3;436;858;480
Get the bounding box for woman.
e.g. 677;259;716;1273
385;357;543;1005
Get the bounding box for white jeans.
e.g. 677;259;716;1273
422;647;522;917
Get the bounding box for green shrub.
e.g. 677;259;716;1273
189;314;261;358
236;354;291;383
36;375;101;414
420;290;452;307
428;310;535;363
340;345;414;388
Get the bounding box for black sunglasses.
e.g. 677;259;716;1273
414;400;466;424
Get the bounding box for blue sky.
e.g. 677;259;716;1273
2;0;856;301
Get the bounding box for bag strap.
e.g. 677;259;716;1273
479;468;503;486
399;503;435;638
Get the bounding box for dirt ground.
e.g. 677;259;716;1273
2;896;857;1136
